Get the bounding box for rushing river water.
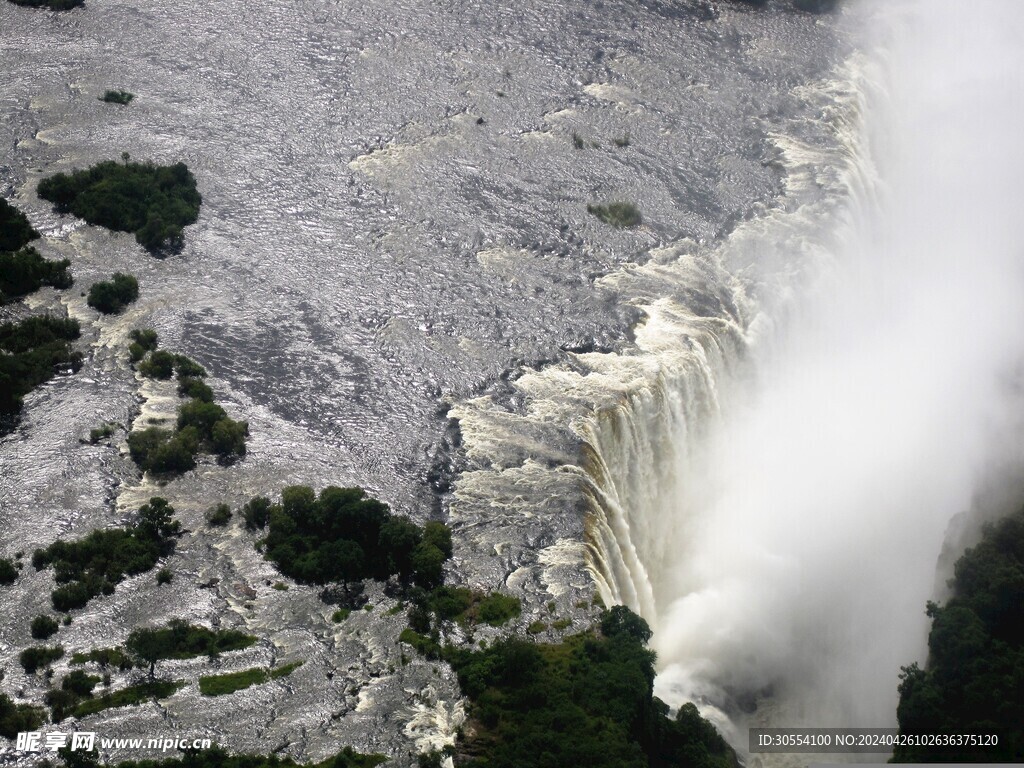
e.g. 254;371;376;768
0;0;891;762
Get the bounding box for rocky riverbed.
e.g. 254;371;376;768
0;0;842;763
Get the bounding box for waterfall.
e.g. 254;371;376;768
450;0;1024;753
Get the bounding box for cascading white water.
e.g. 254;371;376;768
590;0;1024;746
450;0;1024;755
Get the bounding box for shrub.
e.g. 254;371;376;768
242;496;273;530
173;354;206;378
20;645;64;673
69;647;134;670
0;558;17;585
138;349;175;379
178;376;213;402
87;272;138;314
37;160;201;252
156;567;172;585
72;680;184;718
210;416;248;458
100;90;134;105
587;201;642;228
30;615;59;640
0;694;45;740
207;503;232;527
89;422;115;443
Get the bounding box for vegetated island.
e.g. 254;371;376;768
87;272;139;314
126;331;248;474
893;505;1024;762
0;315;81;421
0;198;73;304
37;158;201;254
5;0;83;9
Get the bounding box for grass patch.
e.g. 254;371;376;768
332;608;351;623
587;201;642;228
198;660;303;696
72;680;183;718
552;618;573;630
527;620;547;635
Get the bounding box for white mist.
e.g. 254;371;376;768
651;0;1024;743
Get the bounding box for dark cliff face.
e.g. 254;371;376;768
0;0;839;762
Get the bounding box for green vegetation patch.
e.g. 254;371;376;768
444;606;734;768
32;497;180;611
198;661;301;697
71;680;183;719
30;614;59;640
0;248;73;303
0;315;82;419
128;328;158;363
47;670;102;721
0;558;17;585
87;272;138;314
587;201;642;228
88;422;116;443
424;586;521;628
0;694;46;740
257;486;452;591
894;505;1024;761
125;619;257;677
100;90;134;105
0;198;39;252
69;646;134;670
37;159;201;252
128;342;247;475
19;644;64;673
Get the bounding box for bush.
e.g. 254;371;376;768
30;614;59;640
0;694;45;740
69;647;134;670
20;645;64;673
37;160;201;252
173;354;206;378
587;201;642;228
178;376;213;402
0;247;72;303
0;558;17;585
137;349;175;379
72;680;184;718
87;272;138;314
242;496;273;530
155;567;172;585
89;422;115;443
207;503;232;527
100;90;134;105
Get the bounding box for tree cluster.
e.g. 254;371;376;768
893;506;1024;761
128;340;247;474
37;159;201;253
87;272;138;314
251;486;453;592
31;497;181;611
0;248;73;303
0;315;82;419
0;198;39;252
442;606;734;768
125;619;257;678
